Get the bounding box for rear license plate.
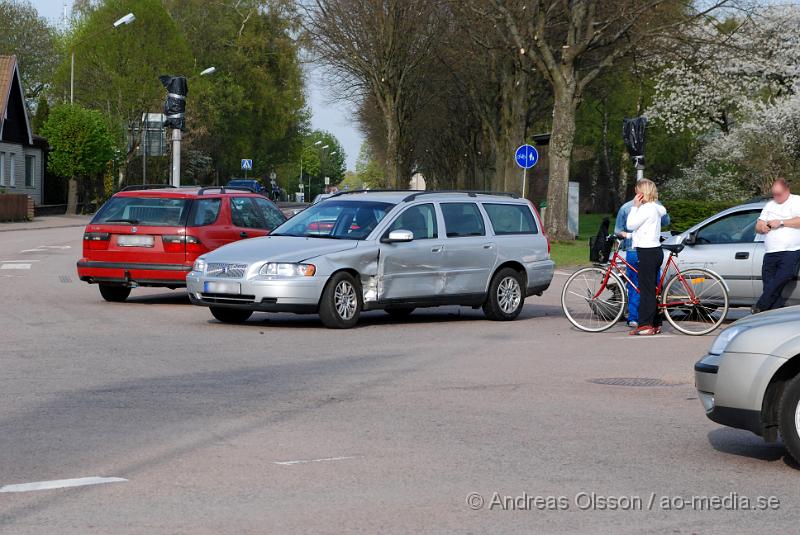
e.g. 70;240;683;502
204;281;241;294
117;235;154;247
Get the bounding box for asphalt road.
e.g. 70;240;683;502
1;224;798;534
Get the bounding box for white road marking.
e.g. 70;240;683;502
554;270;574;276
40;245;71;249
0;476;128;493
273;456;358;466
0;263;31;270
0;260;39;262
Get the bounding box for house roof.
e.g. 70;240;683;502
0;55;33;145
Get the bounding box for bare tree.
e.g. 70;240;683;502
306;0;443;188
488;0;732;239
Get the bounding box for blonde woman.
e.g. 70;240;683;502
626;179;667;336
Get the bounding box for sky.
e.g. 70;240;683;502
30;0;362;171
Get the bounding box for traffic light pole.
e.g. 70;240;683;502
171;129;181;187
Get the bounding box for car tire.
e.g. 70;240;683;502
779;373;800;463
319;272;362;329
483;267;525;321
99;284;131;302
384;307;415;318
209;306;253;324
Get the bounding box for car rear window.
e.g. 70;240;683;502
188;198;221;227
92;196;190;226
483;203;538;235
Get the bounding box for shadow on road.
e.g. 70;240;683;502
707;428;800;469
125;291;191;305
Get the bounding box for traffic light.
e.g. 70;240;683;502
159;75;188;131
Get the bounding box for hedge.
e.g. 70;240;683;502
662;199;743;233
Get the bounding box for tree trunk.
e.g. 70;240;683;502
545;89;578;240
66;178;78;215
384;113;402;189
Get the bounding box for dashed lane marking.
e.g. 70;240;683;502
273;456;358;466
0;263;31;270
0;476;128;493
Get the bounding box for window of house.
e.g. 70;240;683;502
0;152;5;186
9;153;15;187
25;155;34;188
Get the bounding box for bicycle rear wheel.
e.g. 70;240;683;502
561;267;626;332
662;268;728;335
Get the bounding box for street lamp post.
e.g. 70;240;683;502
298;140;322;201
70;13;135;105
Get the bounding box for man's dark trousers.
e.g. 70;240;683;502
755;250;800;311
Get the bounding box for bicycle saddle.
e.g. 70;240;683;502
661;243;685;254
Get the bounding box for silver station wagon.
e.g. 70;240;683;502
186;190;554;328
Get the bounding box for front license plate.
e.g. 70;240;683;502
117;235;154;247
204;281;241;294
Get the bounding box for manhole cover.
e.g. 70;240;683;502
59;275;73;283
588;377;680;387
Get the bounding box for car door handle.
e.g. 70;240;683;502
240;231;248;238
431;246;443;253
735;252;749;260
483;244;494;249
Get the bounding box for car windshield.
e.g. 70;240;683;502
92;196;191;226
271;200;395;240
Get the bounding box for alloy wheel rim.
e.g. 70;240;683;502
497;277;521;314
334;281;357;320
795;399;800;437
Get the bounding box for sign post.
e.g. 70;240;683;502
514;144;539;198
241;159;253;179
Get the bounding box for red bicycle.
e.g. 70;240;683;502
561;236;729;335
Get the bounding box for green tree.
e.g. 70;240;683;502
57;0;192;182
40;104;117;214
354;142;384;190
0;0;59;100
31;95;50;134
165;0;307;183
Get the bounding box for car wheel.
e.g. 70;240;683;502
779;373;800;463
483;267;525;321
99;284;131;302
384;307;415;318
209;306;253;324
319;272;362;329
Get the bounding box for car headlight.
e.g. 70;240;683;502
259;263;316;277
193;258;207;273
709;326;748;355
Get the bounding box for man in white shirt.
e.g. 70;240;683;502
753;178;800;313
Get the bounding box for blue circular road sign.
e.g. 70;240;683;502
515;144;539;169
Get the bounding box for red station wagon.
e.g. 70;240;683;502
77;185;286;302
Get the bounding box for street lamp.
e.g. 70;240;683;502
70;12;135;104
170;66;216;187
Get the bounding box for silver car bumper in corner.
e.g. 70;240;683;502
186;271;325;313
695;352;787;438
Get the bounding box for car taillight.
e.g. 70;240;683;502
162;235;186;253
185;235;208;254
530;202;550;254
84;232;110;250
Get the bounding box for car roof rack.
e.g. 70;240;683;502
120;184;176;191
328;189;411;198
197;186;258;195
402;190;520;202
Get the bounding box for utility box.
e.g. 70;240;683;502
568;181;579;237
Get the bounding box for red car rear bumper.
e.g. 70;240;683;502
77;260;193;287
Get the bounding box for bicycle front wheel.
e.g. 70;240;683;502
561;267;627;332
662;268;729;335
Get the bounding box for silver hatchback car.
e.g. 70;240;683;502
187;191;554;328
695;306;800;462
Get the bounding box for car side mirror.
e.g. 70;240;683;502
684;230;698;246
381;229;414;243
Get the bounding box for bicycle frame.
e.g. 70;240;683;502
592;239;701;309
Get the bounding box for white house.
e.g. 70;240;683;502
0;55;45;204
